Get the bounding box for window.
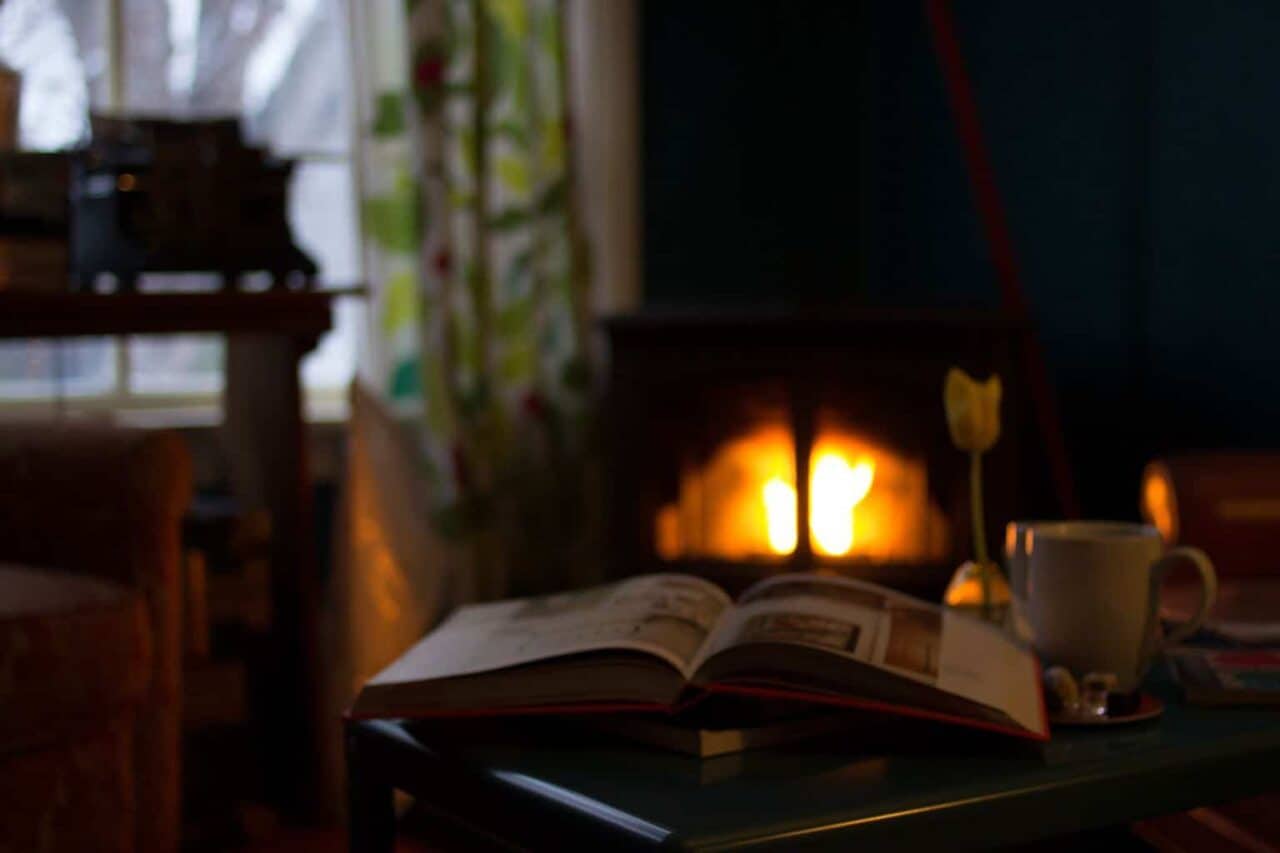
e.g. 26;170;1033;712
0;0;361;418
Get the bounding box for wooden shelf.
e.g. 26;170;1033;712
0;288;365;345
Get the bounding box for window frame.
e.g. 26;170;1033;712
0;0;363;421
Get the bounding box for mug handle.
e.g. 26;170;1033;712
1151;546;1218;648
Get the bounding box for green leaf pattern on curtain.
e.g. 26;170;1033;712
358;0;590;552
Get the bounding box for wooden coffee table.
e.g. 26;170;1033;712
345;668;1280;851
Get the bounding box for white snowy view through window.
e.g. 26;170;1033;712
0;0;359;408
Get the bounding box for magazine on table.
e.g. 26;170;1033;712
1169;647;1280;706
351;572;1048;741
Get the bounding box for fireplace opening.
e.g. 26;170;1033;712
654;419;950;564
605;310;1023;596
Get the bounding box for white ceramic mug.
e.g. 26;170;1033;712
1004;520;1146;601
1005;520;1050;602
1009;520;1217;692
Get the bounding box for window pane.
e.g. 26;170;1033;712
129;334;223;395
0;338;116;399
304;297;359;393
136;272;224;293
113;0;173;111
294;160;360;391
127;273;222;395
290;160;360;284
242;0;352;156
0;0;89;149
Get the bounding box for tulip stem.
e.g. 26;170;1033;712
970;450;991;619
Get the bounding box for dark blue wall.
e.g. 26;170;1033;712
1145;2;1280;452
641;0;1280;517
641;2;872;306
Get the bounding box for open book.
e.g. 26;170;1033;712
351;572;1048;741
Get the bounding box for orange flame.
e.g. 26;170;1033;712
808;453;875;556
760;453;875;556
654;424;947;563
762;476;798;554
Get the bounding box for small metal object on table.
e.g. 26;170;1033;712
345;670;1280;852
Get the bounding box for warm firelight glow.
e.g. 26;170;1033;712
654;422;949;563
759;453;876;557
762;476;798;554
807;454;875;556
1141;462;1178;544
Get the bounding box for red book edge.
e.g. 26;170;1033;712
346;653;1050;742
345;701;674;722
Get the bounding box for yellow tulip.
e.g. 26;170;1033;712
944;367;1005;619
944;368;1002;453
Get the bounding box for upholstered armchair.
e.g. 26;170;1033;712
0;423;191;853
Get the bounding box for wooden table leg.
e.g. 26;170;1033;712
223;333;321;814
347;726;396;853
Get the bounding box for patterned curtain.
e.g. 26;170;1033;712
319;0;601;809
353;0;595;599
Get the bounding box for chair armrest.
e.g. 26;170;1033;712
0;422;191;590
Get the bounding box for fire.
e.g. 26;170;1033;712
808;454;876;556
759;453;875;557
654;423;948;563
762;476;798;554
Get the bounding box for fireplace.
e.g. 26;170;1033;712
604;310;1024;597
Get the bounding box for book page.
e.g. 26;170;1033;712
368;574;733;688
693;573;1043;734
692;574;895;672
934;610;1043;734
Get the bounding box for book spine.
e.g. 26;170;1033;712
1145;454;1280;578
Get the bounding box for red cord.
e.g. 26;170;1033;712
924;0;1079;516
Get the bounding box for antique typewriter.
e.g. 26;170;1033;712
71;116;317;292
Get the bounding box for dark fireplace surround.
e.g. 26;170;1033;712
603;309;1025;598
